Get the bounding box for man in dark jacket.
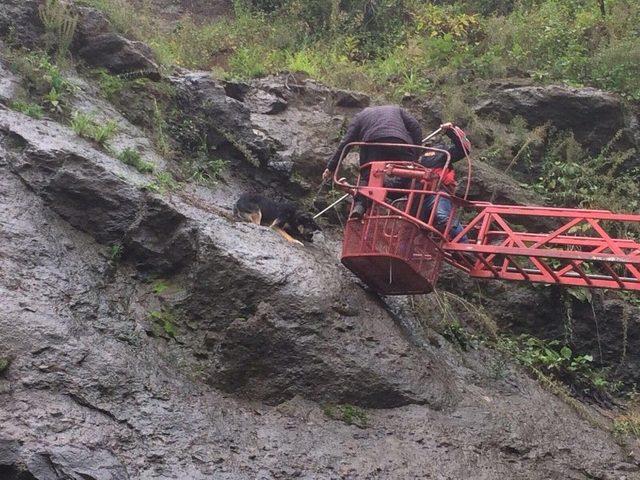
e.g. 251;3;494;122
322;105;423;218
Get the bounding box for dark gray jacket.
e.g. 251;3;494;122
326;105;423;171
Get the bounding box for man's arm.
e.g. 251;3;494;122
419;124;470;168
400;108;423;145
443;128;466;163
325;116;361;174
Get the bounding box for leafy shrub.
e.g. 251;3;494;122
534;131;638;214
70;111;119;146
11;100;45;119
83;0;640;99
38;0;78;61
323;404;369;428
8;51;73;114
116;148;154;173
499;334;619;399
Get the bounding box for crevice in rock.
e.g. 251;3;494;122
67;393;138;432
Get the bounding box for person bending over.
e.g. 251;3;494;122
322;105;423;219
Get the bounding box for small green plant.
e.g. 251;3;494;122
8;51;73;115
70;111;118;145
149;308;178;338
70;111;95;138
498;334;618;399
186;156;228;185
116;148;154;173
93;121;119;145
96;69;126;99
0;357;10;374
323;404;369;428
613;412;640;438
227;46;269;79
108;243;123;262
10;100;45;119
39;0;79;61
152;98;172;157
146;171;179;193
152;280;169;294
43;87;64;113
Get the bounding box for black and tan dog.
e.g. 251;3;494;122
233;193;320;245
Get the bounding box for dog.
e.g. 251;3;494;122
233;193;320;246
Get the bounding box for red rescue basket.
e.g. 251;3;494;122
341;206;444;294
334;144;462;294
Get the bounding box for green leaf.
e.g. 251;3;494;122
560;346;572;360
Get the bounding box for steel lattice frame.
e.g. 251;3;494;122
333;153;640;292
446;205;640;291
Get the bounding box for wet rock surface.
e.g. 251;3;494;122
1;6;640;476
1;98;639;478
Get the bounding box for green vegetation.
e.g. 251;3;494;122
108;243;123;262
145;170;180;193
185;156;228;185
116;148;155;173
613;411;640;438
152;280;170;294
95;69;126;100
70;111;119;145
498;334;620;398
8;51;74;115
324;403;369;428
94;121;119;144
38;0;78;61
534;131;638;213
149;308;178;338
0;357;10;374
10;100;45;119
82;0;640;99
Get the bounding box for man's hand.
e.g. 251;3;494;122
322;169;333;182
440;122;454;131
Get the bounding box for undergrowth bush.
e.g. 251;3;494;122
499;334;620;401
8;51;74;115
82;0;640;99
11;100;45;119
534;131;639;213
116;148;154;173
70;111;119;145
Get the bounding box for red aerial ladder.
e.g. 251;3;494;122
330;133;640;295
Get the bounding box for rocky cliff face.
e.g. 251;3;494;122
1;2;640;479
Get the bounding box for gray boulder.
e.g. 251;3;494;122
74;8;160;78
1;86;639;479
474;82;635;153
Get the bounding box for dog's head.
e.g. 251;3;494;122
294;213;321;242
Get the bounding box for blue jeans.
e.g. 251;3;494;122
421;193;468;242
